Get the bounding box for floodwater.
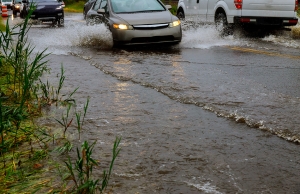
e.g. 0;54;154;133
8;13;300;193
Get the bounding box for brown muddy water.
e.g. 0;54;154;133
8;13;300;193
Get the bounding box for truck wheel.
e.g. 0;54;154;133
215;13;232;36
177;10;185;21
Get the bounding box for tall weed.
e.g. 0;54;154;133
63;137;121;194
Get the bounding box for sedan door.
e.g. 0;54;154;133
84;0;96;17
86;0;108;25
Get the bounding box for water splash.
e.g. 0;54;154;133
180;24;242;49
28;21;112;55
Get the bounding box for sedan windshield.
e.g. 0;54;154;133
111;0;165;13
29;0;58;3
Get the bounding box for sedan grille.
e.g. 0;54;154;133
131;36;174;43
133;23;169;30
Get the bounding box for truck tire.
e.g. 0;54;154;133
215;13;232;36
177;10;185;21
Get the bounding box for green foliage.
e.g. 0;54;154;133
0;20;5;32
75;98;89;140
0;4;48;158
0;4;49;104
64;1;85;13
38;64;78;107
0;5;72;193
55;139;73;154
169;5;177;15
0;2;122;193
55;103;73;138
63;137;121;194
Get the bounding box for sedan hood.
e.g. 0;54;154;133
36;2;60;6
116;11;172;25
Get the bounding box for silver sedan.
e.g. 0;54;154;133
86;0;182;46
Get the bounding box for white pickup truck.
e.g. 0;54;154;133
177;0;299;34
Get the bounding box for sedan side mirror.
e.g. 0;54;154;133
165;5;172;10
97;8;105;14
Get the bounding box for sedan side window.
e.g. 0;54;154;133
99;0;107;11
92;0;101;11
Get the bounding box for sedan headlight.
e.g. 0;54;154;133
56;5;62;9
169;20;181;27
113;24;133;30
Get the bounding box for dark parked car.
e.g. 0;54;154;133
85;0;182;46
21;0;64;26
83;0;95;19
57;0;64;7
12;0;23;15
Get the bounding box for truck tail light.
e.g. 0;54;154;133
295;0;298;11
289;19;298;24
234;0;243;9
240;18;250;23
240;18;256;23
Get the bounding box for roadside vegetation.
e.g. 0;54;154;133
292;9;300;38
0;18;5;31
0;6;121;193
64;0;85;13
64;0;178;14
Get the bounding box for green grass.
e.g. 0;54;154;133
64;0;178;14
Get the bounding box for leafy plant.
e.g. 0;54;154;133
55;140;73;154
55;103;73;138
38;65;78;106
75;98;89;140
63;137;121;194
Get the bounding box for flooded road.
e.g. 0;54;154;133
8;13;300;193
